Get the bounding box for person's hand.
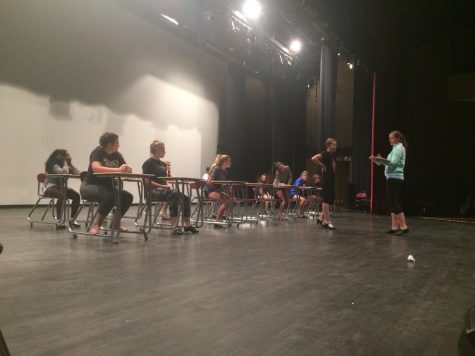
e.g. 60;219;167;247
163;184;171;190
320;164;327;172
120;164;132;173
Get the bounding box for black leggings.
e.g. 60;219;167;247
80;182;133;216
44;186;80;219
150;188;191;218
386;178;404;214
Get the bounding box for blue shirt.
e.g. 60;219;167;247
291;177;306;196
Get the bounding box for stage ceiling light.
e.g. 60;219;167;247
290;39;302;53
242;0;262;20
160;13;179;26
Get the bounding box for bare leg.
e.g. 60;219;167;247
391;213;398;230
91;213;105;235
396;212;408;229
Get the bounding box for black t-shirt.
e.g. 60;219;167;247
142;158;168;186
205;165;228;191
85;146;126;188
320;150;335;176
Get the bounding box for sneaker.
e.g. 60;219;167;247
56;224;67;230
172;227;183;235
184;226;199;234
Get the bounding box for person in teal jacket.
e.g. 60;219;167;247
370;130;409;236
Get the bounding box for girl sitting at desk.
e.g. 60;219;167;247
204;154;232;228
80;132;133;235
44;149;81;228
142;140;198;235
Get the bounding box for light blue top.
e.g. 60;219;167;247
384;143;405;180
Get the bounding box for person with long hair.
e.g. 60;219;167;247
273;162;293;220
80;132;133;235
204;154;232;228
142;140;199;235
44;149;81;228
312;138;337;230
256;172;273;214
370;130;409;235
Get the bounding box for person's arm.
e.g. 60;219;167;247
287;168;293;185
51;163;68;174
311;153;327;172
91;161;131;173
385;146;404;168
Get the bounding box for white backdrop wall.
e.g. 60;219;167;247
0;0;225;204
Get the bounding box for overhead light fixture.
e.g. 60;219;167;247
160;13;179;26
242;0;261;20
348;63;354;70
290;39;302;53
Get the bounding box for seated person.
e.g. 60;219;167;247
80;132;133;235
142;140;198;235
290;170;316;216
310;174;321;188
273;162;293;219
256;173;272;213
44;149;81;228
203;154;232;228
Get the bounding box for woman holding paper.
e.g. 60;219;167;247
370;130;409;236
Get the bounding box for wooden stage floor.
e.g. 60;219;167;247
0;208;474;355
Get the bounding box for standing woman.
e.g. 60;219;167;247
312;138;337;230
273;162;293;220
80;132;133;235
204;154;232;228
370;130;409;235
142;140;199;235
44;149;81;228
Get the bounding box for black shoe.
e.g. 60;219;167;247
323;222;336;230
395;228;409;236
184;226;199;234
317;218;323;226
214;224;226;229
172;227;184;235
386;229;398;234
56;224;67;230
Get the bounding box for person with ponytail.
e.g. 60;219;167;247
272;161;293;220
312;138;337;230
142;140;199;235
204;154;232;228
370;130;409;235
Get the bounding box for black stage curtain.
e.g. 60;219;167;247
219;63;306;181
352;67;372;194
318;41;337;149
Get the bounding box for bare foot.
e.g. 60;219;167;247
90;225;101;235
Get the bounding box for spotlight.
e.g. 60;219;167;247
337;52;341;56
289;39;302;53
348;63;354;70
242;0;261;20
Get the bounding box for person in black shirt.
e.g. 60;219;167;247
312;138;337;230
203;154;231;227
142;140;198;235
80;132;133;235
